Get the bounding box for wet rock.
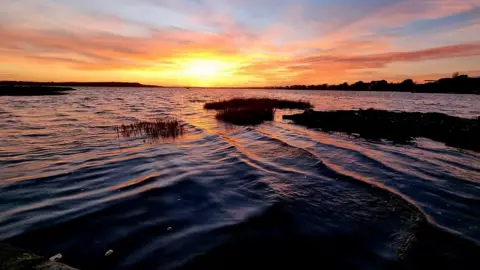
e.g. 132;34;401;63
0;244;44;270
35;261;78;270
49;253;62;262
0;244;77;270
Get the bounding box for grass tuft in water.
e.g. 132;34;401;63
204;98;312;125
283;108;480;151
116;119;185;140
204;97;312;110
215;107;275;126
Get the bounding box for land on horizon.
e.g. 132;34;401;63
0;81;162;88
2;73;479;94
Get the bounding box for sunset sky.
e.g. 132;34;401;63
1;0;479;87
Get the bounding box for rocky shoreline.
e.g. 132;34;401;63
0;243;77;270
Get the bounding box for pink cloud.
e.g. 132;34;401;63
1;0;479;86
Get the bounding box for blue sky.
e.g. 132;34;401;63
1;0;479;86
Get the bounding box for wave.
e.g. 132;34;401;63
1;88;479;269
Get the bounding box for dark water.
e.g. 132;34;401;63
1;88;479;269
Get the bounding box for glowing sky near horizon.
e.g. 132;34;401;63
1;0;479;86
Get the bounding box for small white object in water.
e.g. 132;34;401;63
49;253;62;261
105;249;114;256
167;227;172;231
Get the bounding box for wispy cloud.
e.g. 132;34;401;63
0;0;479;86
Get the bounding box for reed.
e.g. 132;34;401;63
116;119;184;140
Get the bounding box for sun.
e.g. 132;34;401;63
170;57;239;86
183;59;224;78
180;59;235;84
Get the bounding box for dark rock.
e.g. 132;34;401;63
0;243;77;270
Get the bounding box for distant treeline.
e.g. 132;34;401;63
277;74;480;94
0;81;161;88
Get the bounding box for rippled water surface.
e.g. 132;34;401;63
1;88;480;269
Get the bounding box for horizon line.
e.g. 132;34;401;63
2;73;478;88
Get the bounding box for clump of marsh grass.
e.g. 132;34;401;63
204;97;312;110
116;119;185;140
204;97;312;125
284;109;480;152
216;107;275;126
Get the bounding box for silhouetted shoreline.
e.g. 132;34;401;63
2;74;479;94
275;74;480;94
0;85;75;96
0;81;162;88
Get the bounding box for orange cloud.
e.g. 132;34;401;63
1;0;479;86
